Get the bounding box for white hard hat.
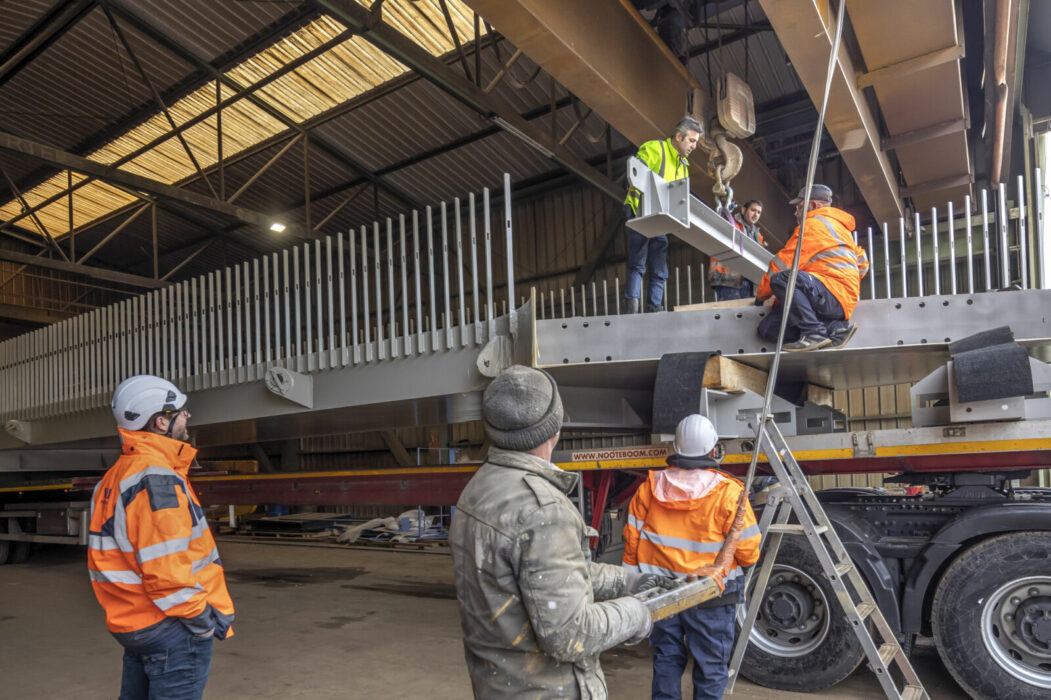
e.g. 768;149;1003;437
111;375;187;431
673;414;719;457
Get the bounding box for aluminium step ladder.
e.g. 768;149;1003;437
726;417;929;700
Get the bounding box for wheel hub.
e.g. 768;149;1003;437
1017;596;1051;652
982;576;1051;688
764;582;814;630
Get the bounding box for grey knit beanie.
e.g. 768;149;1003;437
482;365;564;451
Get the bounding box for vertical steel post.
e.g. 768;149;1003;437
504;173;515;319
866;228;876;299
281;251;291;368
484;188;495;340
374;222;385;360
412;211;424;355
426;207;438;351
348;231;358;365
881;222;891;298
361;226;371;362
441;202;453;349
233;264;242;378
325;237;335;368
1018;174;1029;289
400;215;410;353
947;201;957;295
454;199;467;346
965;195;975;293
468;194;480;343
898;218;908;297
931;207;941;295
982;189;993;290
1036;167;1047;289
293;246;302;371
998;183;1010;287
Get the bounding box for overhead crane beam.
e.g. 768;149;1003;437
462;0;795;233
758;0;903;224
316;0;624;202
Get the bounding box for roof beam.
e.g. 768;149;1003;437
759;0;903;223
856;44;965;89
0;302;75;326
316;0;624;202
881;117;968;152
0;247;167;289
0;131;288;234
0;0;96;90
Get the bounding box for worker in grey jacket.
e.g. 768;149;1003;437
450;365;659;699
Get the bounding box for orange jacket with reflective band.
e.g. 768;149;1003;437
622;468;761;581
756;206;869;318
88;429;234;635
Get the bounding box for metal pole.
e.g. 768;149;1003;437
898;217;908;297
882;222;891;298
965;194;974;293
866;228;876;299
947;201;957;295
1036;167;1047;289
1018;174;1029;289
914;211;924;296
982;188;992;290
504;173;515;323
999;182;1010;287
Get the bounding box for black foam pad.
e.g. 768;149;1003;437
948;326;1015;356
652;352;715;434
954;342;1033;403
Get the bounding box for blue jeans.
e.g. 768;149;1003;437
120;632;213;700
713;280;753;301
757;270;847;343
625;230;669;307
650;588;738;700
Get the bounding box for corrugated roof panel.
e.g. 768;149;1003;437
0;0;59;56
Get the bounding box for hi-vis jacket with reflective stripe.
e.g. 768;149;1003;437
88;429;234;636
756;206;869;318
625;138;690;216
710;216;765;288
622;468;760;583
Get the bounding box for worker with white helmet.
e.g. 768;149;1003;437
88;375;235;700
623;413;761;700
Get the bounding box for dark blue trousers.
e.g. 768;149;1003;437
650;599;736;700
713;280;754;301
120;632;213;700
757;270;847;343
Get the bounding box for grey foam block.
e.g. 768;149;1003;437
953;342;1033;403
652;352;715;435
948;326;1014;356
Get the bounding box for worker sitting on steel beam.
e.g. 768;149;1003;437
449;365;658;699
710;199;766;300
623;116;703;313
87;375;235;700
755;184;868;351
623;414;761;700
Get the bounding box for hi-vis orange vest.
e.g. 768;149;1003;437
756;206;869;318
710;217;765;287
623;469;760;582
88;429;234;635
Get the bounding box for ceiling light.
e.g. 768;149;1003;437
269;222;286;233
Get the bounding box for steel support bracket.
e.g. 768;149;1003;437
4;419;31;444
625;156;690;234
264;367;314;408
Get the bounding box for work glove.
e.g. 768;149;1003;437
635;574;683;593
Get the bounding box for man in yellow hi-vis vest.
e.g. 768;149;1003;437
623;116;702;314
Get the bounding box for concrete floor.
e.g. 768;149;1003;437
2;540;969;699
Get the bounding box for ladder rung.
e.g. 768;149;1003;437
901;684;926;700
877;642;899;668
834;561;853;577
856;603;876;621
767;524;828;535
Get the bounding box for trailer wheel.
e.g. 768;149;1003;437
739;536;864;691
933;531;1051;699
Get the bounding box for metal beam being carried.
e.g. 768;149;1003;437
759;0;903;224
625;156;773;281
460;0;796;232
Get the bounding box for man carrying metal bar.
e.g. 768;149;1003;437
755;184;868;351
710;199;766;301
623;117;703;313
623;414;761;700
449;365;656;699
87;375;235;700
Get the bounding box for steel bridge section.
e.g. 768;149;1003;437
536;289;1051;397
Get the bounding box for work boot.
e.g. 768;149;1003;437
645;303;662;313
827;323;858;349
624;297;640;314
783;334;831;352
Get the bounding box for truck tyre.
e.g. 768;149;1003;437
9;517;32;564
739;536;864;691
932;531;1051;699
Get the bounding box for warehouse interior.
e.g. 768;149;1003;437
1;1;1049;698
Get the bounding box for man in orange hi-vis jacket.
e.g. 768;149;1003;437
88;375;234;700
755;184;869;351
623;414;761;700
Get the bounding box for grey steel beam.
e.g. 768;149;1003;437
317;0;624;202
536;289;1051;391
0;302;76;326
0;131;288;234
0;247;167;289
